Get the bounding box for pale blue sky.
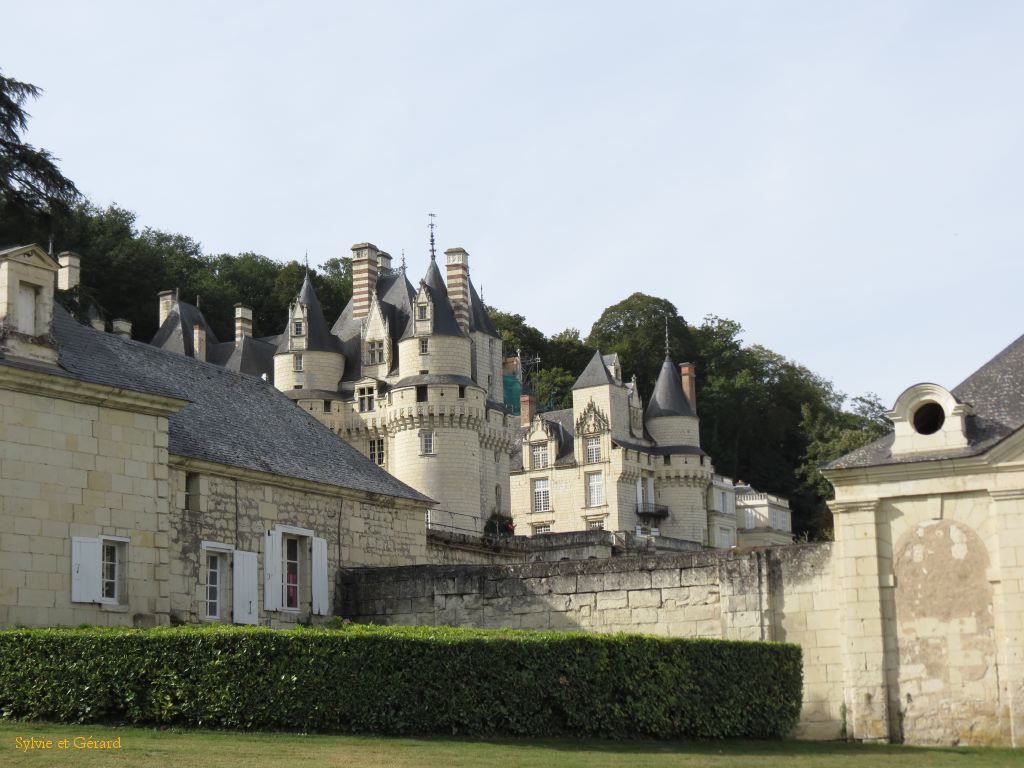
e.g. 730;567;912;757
6;1;1023;406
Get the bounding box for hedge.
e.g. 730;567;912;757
0;625;802;738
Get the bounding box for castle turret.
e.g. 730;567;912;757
644;357;700;447
273;273;345;391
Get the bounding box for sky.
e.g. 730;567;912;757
5;1;1024;406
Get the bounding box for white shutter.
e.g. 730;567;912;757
232;550;258;625
71;537;101;603
264;529;282;611
311;537;329;616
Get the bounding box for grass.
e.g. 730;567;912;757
0;722;1019;767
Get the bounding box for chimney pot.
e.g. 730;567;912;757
679;362;697;414
193;324;207;361
234;303;253;346
111;319;132;339
444;247;471;333
520;391;538;427
158;290;175;328
57;251;81;291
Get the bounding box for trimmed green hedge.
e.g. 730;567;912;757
0;625;802;738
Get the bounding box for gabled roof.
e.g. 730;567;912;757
39;306;431;503
572;350;616;390
510;408;576;471
276;274;342;354
645;357;695;419
150;300;219;358
828;332;1024;470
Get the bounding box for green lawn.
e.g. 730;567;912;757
0;722;1019;768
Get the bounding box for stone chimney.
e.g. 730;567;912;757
193;324;206;361
57;252;81;291
679;362;697;414
351;242;380;320
377;251;392;271
158;290;175;328
444;247;470;333
520;391;538;427
234;303;253;346
111;319;132;339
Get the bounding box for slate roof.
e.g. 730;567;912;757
645;357;695;419
35;306;431;503
828;332;1024;470
207;335;278;381
468;278;499;337
419;259;463;338
572;350;617;390
275;274;343;354
150;300;219;358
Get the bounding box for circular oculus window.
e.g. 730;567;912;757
912;402;945;435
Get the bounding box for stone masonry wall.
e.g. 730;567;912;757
339;543;842;739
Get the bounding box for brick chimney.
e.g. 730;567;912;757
679;362;697;414
520;391;538;427
158;290;175;327
193;324;206;361
111;319;132;339
351;242;380;319
444;248;471;333
234;303;253;346
57;251;81;290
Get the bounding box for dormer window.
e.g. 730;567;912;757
17;282;39;336
357;386;375;413
889;383;969;456
585;436;601;463
367;340;384;365
293;321;304;336
912;402;945;435
531;443;549;470
417;304;428;320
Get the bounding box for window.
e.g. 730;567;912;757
771;508;781;530
586;472;604;507
101;541;120;602
421;431;435;455
369;438;385;465
718;527;733;548
585;436;601;463
323;400;332;413
367;340;385;364
416;385;428;402
458;385;466;399
293;321;304;336
745;509;756;529
293;353;303;371
206;553;222;619
663;455;670;465
417;304;428;320
419;338;429;354
357;386;375;412
588;520;604;531
185;472;201;512
283;536;300;610
720;491;726;513
533;523;551;535
532;478;550;512
531;443;549;470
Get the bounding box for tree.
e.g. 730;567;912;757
545;328;593;378
587;293;694;399
0;70;79;245
532;367;577;411
487;308;547;361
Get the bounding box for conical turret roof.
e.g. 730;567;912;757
417;259;463;337
644;357;694;419
276;273;343;353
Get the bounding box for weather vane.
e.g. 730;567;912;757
401;248;407;273
304;250;309;275
664;315;670;358
428;213;437;260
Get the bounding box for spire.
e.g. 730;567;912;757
664;314;670;358
401;248;407;273
276;272;342;354
428;213;437;260
304;250;309;276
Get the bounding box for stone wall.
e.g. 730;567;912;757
339;543;843;739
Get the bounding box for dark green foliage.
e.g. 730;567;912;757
0;625;802;739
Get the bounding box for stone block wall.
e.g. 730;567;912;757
339;543;843;738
